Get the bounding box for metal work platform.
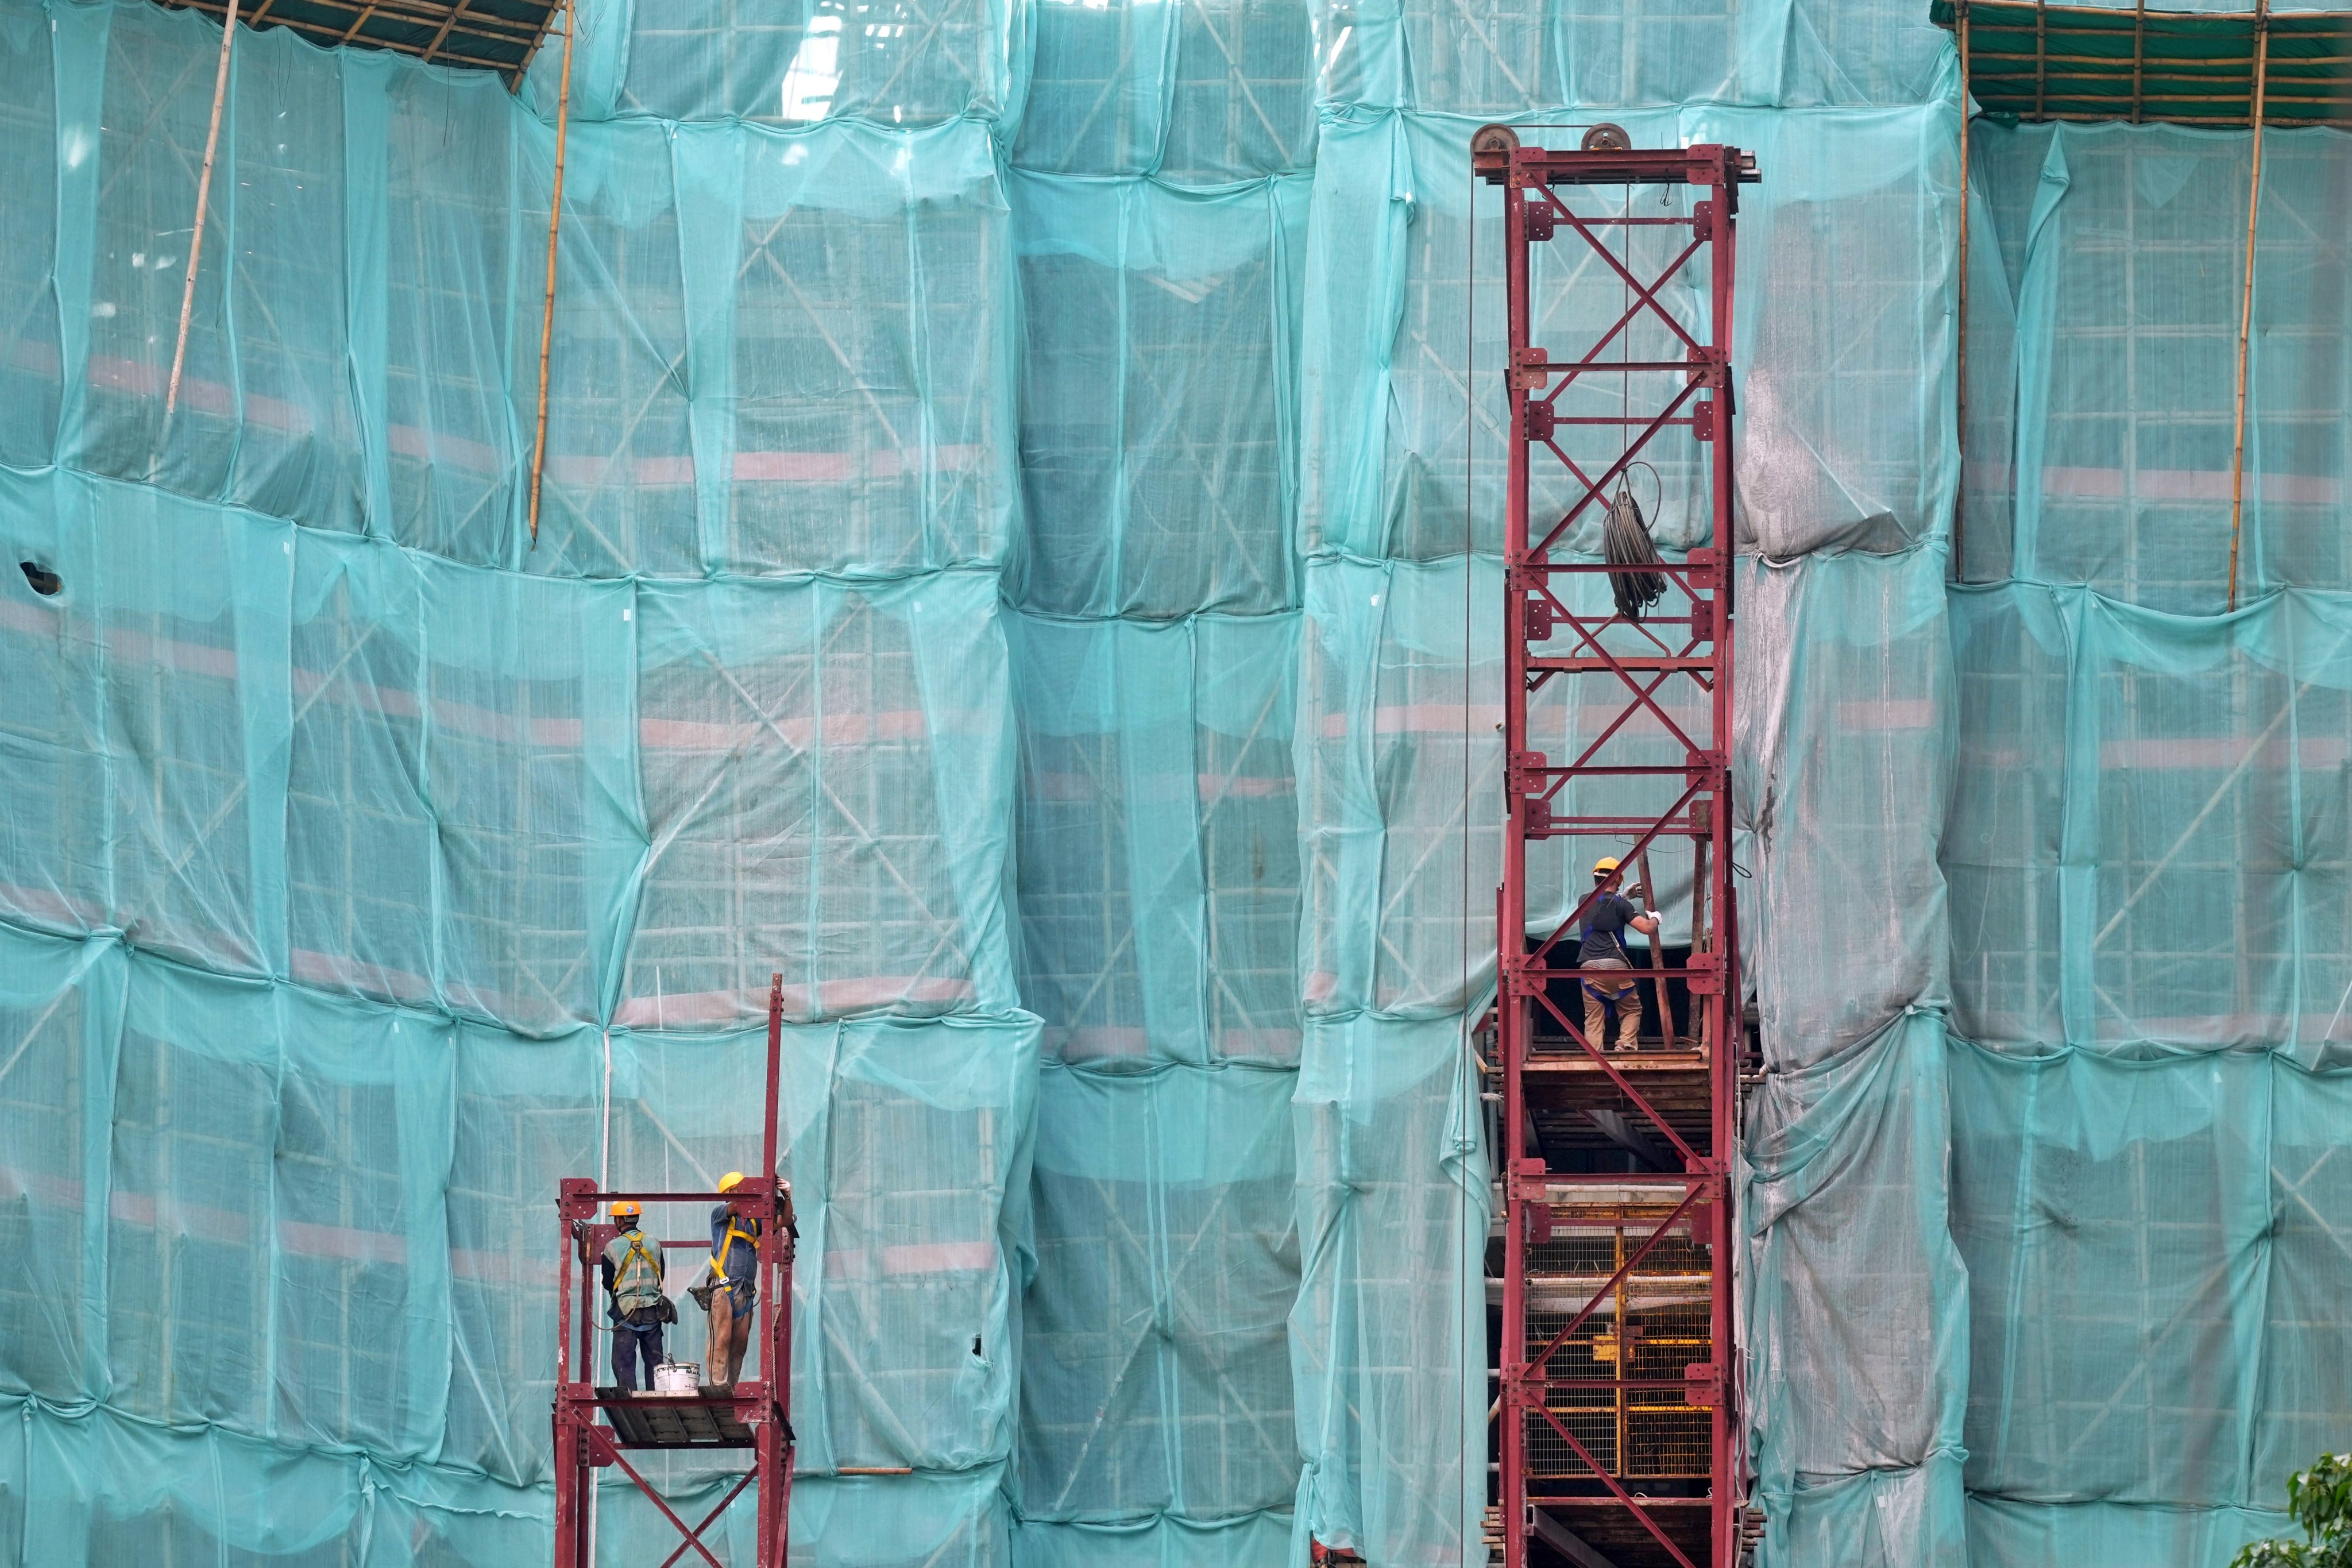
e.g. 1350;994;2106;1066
1475;125;1757;1568
597;1388;764;1449
551;975;798;1568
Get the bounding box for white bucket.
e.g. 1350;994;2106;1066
652;1361;701;1396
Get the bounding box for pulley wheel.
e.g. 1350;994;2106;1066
1469;122;1521;157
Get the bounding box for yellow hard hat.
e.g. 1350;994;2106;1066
1593;856;1621;876
609;1200;640;1218
718;1171;746;1193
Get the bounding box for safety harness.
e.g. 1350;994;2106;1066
1580;899;1634;1004
711;1215;760;1289
605;1229;666;1316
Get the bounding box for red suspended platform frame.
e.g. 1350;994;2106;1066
1476;130;1758;1568
553;974;797;1568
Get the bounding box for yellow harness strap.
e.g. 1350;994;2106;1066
711;1216;759;1286
611;1231;662;1299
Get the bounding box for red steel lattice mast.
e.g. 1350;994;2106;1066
1478;129;1756;1568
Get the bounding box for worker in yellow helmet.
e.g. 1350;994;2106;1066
1581;858;1659;1053
704;1173;760;1389
598;1201;673;1393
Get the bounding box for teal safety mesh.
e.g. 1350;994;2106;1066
0;0;2345;1564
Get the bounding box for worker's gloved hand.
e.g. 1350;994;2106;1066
1645;909;1660;922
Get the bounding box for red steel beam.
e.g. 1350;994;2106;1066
1482;132;1755;1568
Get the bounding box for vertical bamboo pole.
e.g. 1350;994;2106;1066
528;0;576;548
2226;0;2271;612
165;0;240;418
1636;848;1677;1051
2130;0;2147;124
1955;0;1972;581
2034;0;2047;120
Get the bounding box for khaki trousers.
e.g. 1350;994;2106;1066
1581;959;1641;1051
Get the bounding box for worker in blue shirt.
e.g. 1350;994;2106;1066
706;1172;762;1389
1581;856;1660;1052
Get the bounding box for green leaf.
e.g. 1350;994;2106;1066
2234;1453;2352;1568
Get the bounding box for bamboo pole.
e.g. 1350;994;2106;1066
1945;0;2314;21
527;0;575;549
1967;51;2278;69
1636;849;1678;1052
1968;106;2336;123
2227;0;2270;612
1955;0;1972;581
2130;0;2146;122
165;0;240;418
1967;82;2336;102
2034;0;2048;118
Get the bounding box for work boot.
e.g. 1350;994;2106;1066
1616;992;1642;1052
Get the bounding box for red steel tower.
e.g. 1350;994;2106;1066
1476;128;1756;1568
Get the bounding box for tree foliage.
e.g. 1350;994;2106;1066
2233;1454;2352;1568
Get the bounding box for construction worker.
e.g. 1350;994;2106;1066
599;1202;672;1392
1581;857;1659;1052
706;1173;761;1389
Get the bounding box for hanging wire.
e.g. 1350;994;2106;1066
1602;181;1669;621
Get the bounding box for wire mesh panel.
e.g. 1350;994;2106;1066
1525;1216;1714;1482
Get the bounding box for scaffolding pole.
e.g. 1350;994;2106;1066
2226;0;2271;611
1955;0;1972;582
166;0;241;419
528;0;576;548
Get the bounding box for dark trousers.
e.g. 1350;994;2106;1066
613;1319;665;1391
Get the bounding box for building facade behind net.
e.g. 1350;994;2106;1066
0;0;2345;1562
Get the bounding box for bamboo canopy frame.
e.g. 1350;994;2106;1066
1937;0;2326;604
156;0;564;86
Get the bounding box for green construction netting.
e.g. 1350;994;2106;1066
0;0;2345;1564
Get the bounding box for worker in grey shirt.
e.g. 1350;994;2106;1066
1581;856;1659;1052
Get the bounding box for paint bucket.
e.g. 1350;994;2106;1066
652;1361;701;1396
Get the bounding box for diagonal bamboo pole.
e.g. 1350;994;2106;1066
527;0;575;547
2226;0;2272;611
1955;0;1972;581
166;0;240;418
